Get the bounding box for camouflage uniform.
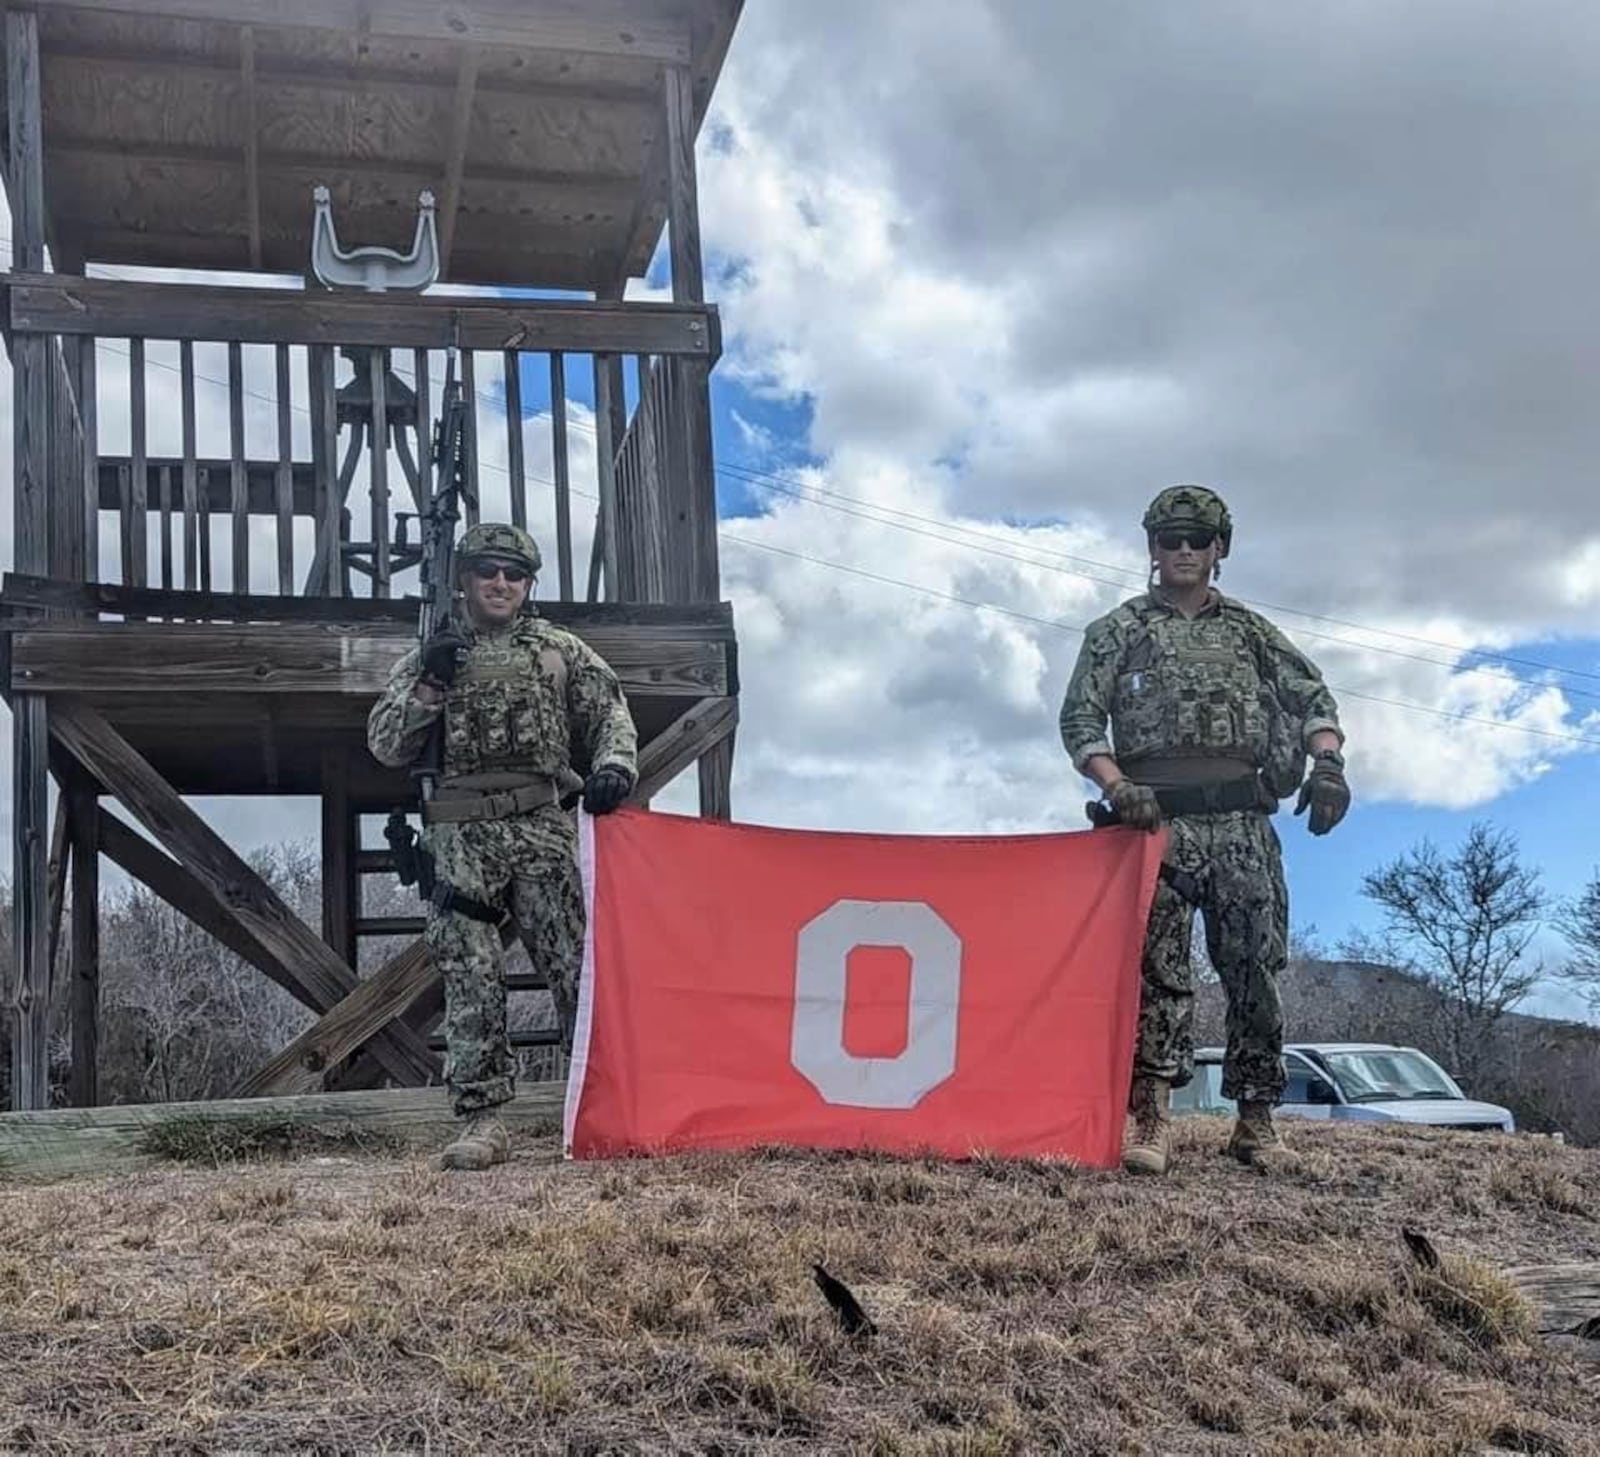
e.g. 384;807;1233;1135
1060;587;1342;1104
366;525;637;1122
1059;486;1345;1174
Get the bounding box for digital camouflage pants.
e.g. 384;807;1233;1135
1136;809;1288;1105
423;806;584;1116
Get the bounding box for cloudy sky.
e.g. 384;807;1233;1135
4;1;1600;1023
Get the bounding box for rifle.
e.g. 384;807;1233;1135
385;331;477;901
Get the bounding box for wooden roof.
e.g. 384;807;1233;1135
11;0;741;292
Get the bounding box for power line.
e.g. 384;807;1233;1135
12;230;1593;690
33;311;1600;751
716;531;1600;753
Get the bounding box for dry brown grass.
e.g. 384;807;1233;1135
1;1117;1597;1454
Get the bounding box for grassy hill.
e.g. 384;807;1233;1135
2;1117;1597;1453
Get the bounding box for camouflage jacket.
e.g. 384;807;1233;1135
366;609;637;786
1058;590;1342;778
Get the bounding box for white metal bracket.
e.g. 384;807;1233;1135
310;185;439;292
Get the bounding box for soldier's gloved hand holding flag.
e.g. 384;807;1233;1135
582;765;634;815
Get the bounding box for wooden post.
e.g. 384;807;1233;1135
180;341;200;590
504;349;526;530
8;7;53;1110
321;749;358;973
67;775;100;1108
593;355;621;600
129;339;149;586
550;353;574;599
663;62;731;819
77;334;100;584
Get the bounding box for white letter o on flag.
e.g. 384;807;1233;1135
790;900;962;1110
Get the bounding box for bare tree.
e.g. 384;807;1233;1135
1553;868;1600;1017
96;840;315;1104
1357;822;1546;1086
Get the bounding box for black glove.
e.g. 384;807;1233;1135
420;625;468;688
1295;752;1350;835
582;765;634;815
1107;778;1162;832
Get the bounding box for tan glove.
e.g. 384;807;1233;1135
1108;778;1163;832
1295;752;1350;835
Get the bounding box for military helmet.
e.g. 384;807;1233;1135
457;521;541;574
1141;484;1232;555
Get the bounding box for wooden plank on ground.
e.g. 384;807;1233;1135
5;273;718;356
1503;1263;1600;1335
0;1082;566;1183
48;701;440;1087
12;624;731;698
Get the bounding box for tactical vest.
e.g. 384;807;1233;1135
440;617;571;778
1109;601;1286;782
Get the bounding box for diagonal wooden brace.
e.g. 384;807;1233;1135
48;698;439;1087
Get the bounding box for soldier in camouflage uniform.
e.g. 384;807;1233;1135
1059;486;1351;1174
367;523;637;1171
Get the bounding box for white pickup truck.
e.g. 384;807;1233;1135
1170;1042;1516;1132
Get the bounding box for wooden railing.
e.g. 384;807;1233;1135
610;351;719;604
4;271;721;606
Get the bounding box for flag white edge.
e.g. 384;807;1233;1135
562;806;601;1158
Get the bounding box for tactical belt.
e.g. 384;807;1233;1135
422;780;560;825
1145;776;1265;817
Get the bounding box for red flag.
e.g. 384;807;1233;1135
564;810;1166;1167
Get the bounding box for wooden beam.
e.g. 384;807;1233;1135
320;748;357;971
67;777;100;1108
8;7;52;1113
594;354;622;600
47;702;440;1087
551;352;574;599
235;919;517;1099
44;791;70;1001
438;45;479;279
632;695;737;802
12;625;733;699
22;0;693;63
1503;1262;1600;1337
664;65;705;306
97;810;308;1001
698;735;734;821
39;44;658;110
5;275;719;358
1;571;736;634
0;1082;565;1183
240;26;262;270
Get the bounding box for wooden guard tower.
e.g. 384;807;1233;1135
2;0;744;1111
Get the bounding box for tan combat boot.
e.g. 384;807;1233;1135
439;1111;510;1171
1227;1100;1288;1169
1122;1077;1172;1175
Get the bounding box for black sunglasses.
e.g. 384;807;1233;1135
467;558;532;584
1155;530;1216;552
